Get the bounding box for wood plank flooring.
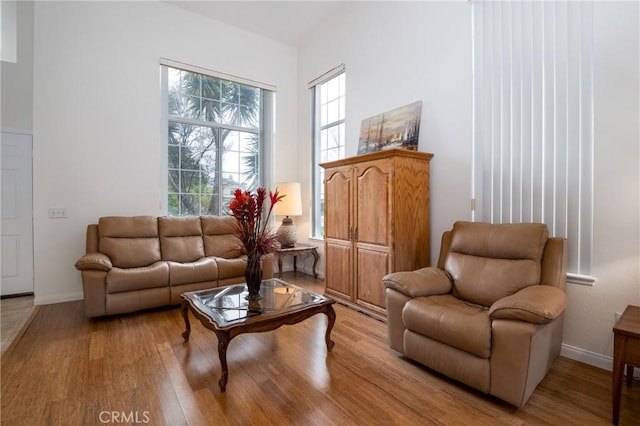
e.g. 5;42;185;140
2;272;639;425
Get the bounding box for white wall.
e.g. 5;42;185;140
296;1;640;367
1;0;33;131
561;1;640;366
296;1;473;274
32;1;298;304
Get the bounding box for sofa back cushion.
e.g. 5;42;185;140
201;216;244;259
444;221;548;307
158;216;204;263
99;216;160;268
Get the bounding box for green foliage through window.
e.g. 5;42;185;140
167;67;262;216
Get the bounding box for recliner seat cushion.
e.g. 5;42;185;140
167;258;218;285
99;216;160;268
445;222;548;307
403;294;492;358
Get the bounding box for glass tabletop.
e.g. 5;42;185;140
184;279;331;327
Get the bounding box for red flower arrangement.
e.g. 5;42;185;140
229;187;284;275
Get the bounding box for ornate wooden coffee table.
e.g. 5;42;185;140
180;278;336;392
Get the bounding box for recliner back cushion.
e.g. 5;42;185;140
158;216;204;263
444;222;548;307
201;216;245;259
99;216;160;269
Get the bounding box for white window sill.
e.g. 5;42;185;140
567;273;596;286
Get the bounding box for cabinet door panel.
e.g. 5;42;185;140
325;241;353;300
355;163;391;246
356;246;389;309
321;150;432;320
324;168;351;240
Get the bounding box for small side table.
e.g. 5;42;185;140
274;243;319;278
612;304;640;425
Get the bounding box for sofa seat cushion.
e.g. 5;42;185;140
216;257;247;280
106;261;169;293
403;294;492;358
167;258;218;286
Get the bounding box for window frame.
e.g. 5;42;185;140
160;60;275;216
310;65;346;239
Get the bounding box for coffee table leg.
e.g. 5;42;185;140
216;331;230;392
325;305;336;352
181;300;191;342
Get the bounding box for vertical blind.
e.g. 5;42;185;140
472;1;594;278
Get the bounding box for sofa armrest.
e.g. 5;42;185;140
383;267;452;298
75;253;112;272
489;285;567;324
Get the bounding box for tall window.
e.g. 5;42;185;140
311;66;346;238
472;1;594;281
163;62;272;216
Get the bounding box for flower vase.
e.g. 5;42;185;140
244;257;263;301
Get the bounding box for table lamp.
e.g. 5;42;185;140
274;182;302;248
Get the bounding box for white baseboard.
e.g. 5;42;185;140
561;343;640;378
34;292;84;306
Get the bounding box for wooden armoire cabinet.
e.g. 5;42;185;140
320;149;433;319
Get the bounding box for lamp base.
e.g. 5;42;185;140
276;217;297;248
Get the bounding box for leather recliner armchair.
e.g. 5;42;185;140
383;221;567;407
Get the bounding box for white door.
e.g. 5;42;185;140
1;131;34;296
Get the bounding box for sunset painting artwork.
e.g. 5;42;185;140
357;101;422;154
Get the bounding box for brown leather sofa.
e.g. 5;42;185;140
383;221;567;407
74;215;274;318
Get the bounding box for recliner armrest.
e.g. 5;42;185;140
489;285;567;324
75;253;113;272
383;267;452;298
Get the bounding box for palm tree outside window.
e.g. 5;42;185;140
165;65;266;216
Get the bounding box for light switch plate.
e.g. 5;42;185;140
48;208;66;218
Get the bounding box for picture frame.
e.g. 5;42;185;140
357;101;422;155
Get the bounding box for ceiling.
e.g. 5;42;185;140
166;1;348;46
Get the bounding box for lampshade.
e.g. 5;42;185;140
274;182;302;217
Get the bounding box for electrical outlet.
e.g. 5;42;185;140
615;312;622;323
48;208;66;219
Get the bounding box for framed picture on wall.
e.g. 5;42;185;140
357;100;422;155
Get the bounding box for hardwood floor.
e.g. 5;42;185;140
1;272;638;425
